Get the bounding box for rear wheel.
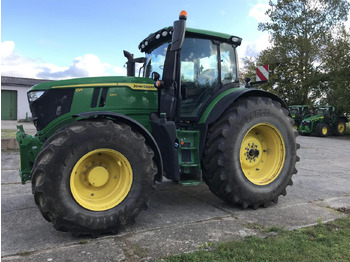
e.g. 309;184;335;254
334;120;346;136
202;96;299;209
32;120;157;236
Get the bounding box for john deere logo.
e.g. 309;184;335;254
133;84;154;89
117;83;156;91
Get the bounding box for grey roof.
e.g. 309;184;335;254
1;76;52;87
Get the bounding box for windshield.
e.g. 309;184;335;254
289;108;299;115
144;37;238;118
144;42;169;79
316;108;330;116
144;39;238;84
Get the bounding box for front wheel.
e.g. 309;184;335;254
203;96;299;209
316;122;330;137
32;120;157;236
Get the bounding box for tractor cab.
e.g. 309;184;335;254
315;106;333;120
126;13;242;123
124;12;243;183
288;105;311;128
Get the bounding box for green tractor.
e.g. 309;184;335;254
288;105;311;129
16;11;299;236
298;106;348;137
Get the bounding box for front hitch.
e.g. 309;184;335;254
16;125;42;184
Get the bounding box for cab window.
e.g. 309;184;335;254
180;38;219;117
220;43;237;84
144;43;169;79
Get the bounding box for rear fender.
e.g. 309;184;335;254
198;88;288;157
337;116;348;123
201;88;288;125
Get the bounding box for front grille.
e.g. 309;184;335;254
300;122;311;128
30;89;74;131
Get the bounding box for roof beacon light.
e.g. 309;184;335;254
179;10;187;20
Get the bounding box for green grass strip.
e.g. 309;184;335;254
163;216;350;262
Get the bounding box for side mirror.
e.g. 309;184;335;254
152;72;164;89
152;72;160;81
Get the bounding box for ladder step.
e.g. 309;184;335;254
179;180;201;186
179;163;199;167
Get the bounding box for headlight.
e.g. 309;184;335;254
28;91;45;102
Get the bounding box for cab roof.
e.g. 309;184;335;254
139;27;242;53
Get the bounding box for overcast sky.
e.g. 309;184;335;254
0;0;334;80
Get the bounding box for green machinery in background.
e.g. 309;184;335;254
288;105;311;129
298;106;348;137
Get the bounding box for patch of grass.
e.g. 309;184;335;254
244;222;264;231
162;216;350;262
262;225;286;234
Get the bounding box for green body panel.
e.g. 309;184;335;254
176;129;201;185
16;126;42;184
199;87;246;124
30;76;155;91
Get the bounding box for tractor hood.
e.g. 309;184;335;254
29;76;154;91
302;114;324;122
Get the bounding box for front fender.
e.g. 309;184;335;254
74;111;163;182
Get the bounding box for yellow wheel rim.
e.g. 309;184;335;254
338;122;345;133
70;149;133;211
240;123;285;185
322;126;328;135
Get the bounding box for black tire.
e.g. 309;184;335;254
333;120;346;136
31;119;157;236
316;122;330;137
202;96;299;209
293;120;300;130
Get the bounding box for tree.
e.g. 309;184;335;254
319;27;350;114
252;0;350;107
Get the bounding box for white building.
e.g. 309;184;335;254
1;76;51;120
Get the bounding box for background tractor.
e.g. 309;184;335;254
16;11;299;236
288;105;311;129
298;106;348;137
